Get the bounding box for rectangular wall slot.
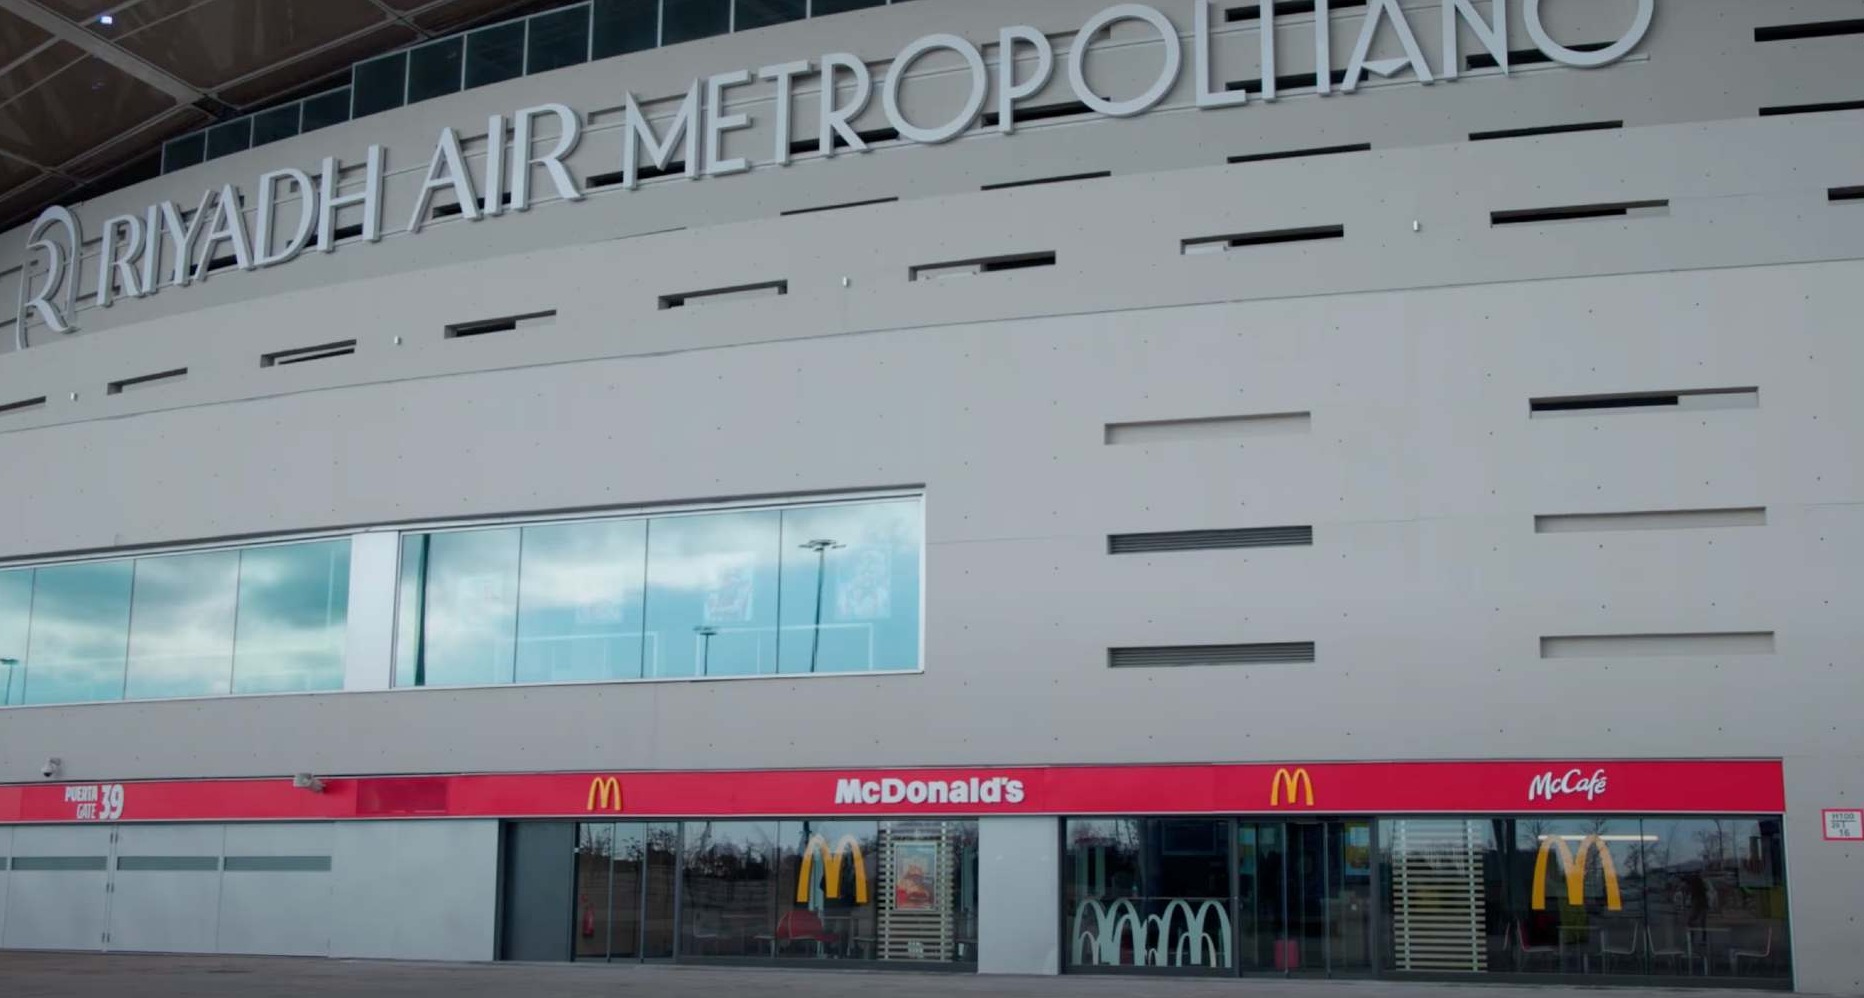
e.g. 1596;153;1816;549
1535;508;1767;534
1759;99;1864;117
331;223;365;242
1183;224;1344;255
1228;143;1370;165
1109;526;1313;554
1529;387;1758;417
106;368;188;395
1540;632;1775;659
658;280;788;310
978;100;1095;129
1227;0;1365;21
1110;643;1316;668
980;171;1112;192
1754;19;1864;42
261;340;357;368
587;161;685;189
0;395;47;416
1105;411;1311;444
910;252;1056;282
781;196;900;217
787;126;902;158
1225;70;1349;95
1830;186;1864;203
445;310;557;339
433;192;515;219
1492;200;1668;226
1469;43;1610;70
1469;120;1624;142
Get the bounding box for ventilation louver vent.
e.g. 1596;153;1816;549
1109;526;1312;554
262;340;356;367
1109;643;1315;668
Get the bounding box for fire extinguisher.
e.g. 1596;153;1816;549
580;895;596;938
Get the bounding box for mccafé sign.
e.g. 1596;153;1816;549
15;0;1658;341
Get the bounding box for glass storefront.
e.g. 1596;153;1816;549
575;818;976;965
1066;814;1790;985
396;497;922;688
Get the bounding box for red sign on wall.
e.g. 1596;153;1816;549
0;759;1784;825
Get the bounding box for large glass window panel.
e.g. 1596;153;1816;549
1065;818;1232;972
682;820;778;956
231;540;350;694
775;820;878;960
299;88;351;133
643;822;679;957
22;561;133;705
1641;817;1789;980
735;0;805;30
1503;818;1646;976
515;519;647;684
407;37;464;103
591;0;657;57
124;550;239;700
811;0;886;14
661;0;730;45
163;133;205;172
525;6;591;75
205;118;252;161
776;501;920;675
1379;818;1503;974
249;104;300;147
0;569;31;705
409;529;520;687
576;823;616;960
642;511;779;678
465;22;526;89
350;51;408;117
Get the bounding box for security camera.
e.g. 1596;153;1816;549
292;773;325;793
41;758;60;779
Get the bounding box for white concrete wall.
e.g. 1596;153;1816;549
978;817;1060;975
329;820;501;962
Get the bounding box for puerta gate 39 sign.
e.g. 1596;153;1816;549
16;0;1657;340
0;758;1781;825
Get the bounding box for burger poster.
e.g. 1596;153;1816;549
892;842;939;912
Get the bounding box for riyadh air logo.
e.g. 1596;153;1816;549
17;206;82;342
585;777;623;812
1528;768;1608;803
1270;768;1315;807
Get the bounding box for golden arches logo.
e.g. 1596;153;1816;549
1531;835;1623;911
1270;768;1315;807
586;777;623;812
795;834;869;905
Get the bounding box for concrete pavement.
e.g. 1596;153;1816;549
0;953;1823;998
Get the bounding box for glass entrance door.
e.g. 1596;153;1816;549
1236;819;1375;976
576;821;679;961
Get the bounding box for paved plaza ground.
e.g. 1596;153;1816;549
0;953;1827;998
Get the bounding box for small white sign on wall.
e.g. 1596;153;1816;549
1824;809;1864;841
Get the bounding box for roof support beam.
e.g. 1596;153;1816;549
0;0;203;102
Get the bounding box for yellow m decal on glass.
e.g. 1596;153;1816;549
795;834;869;904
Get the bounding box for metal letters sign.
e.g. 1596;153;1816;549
12;0;1658;342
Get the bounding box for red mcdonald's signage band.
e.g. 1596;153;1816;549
0;759;1784;825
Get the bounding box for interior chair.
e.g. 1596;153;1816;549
775;909;840;957
1728;925;1774;976
1514;919;1559;971
1597;918;1642;973
1646;917;1692;974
